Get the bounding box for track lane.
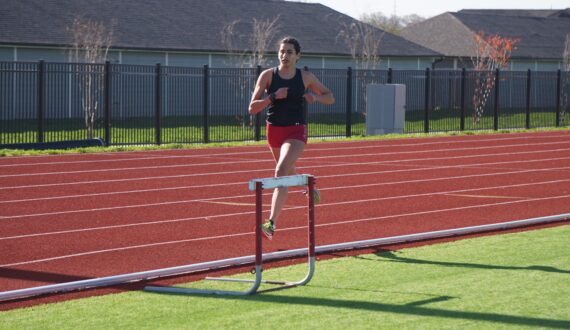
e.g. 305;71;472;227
3;171;569;264
1;131;569;295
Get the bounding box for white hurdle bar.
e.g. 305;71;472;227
144;174;317;295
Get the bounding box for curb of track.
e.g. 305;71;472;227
1;213;569;303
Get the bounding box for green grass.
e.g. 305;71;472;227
2;109;567;145
0;113;363;145
2;126;569;157
1;225;569;329
405;107;569;133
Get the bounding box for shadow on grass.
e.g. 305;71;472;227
246;294;570;329
144;247;570;328
145;288;570;329
361;250;570;274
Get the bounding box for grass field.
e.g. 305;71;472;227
1;225;569;329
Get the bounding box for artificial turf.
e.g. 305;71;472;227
1;224;569;329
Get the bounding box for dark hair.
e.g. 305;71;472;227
280;37;301;54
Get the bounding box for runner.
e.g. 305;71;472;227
248;37;335;239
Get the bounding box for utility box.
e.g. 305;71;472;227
366;84;406;135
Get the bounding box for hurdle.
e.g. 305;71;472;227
144;174;316;295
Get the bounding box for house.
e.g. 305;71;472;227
0;0;440;69
400;9;570;70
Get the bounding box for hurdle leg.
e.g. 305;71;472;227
144;182;265;296
255;175;316;293
144;175;316;296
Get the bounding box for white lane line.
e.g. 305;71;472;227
2;177;569;240
1;164;569;204
1;145;569;185
1;132;568;167
0;231;253;268
1;140;569;177
3;193;569;267
2;154;569;191
2;165;569;219
0;159;269;178
0;192;253;220
0;182;244;204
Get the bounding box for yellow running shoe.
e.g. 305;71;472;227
261;219;275;240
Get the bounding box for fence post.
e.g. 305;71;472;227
254;65;262;141
460;68;466;131
155;63;162;145
424;68;430;133
346;67;352;138
104;61;111;146
493;68;499;131
37;60;45;143
387;67;393;84
556;69;561;127
526;69;531;129
303;66;309;133
203;65;209;143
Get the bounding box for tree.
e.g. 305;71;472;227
221;16;281;128
221;16;280;68
337;21;383;70
561;33;570;123
470;31;518;123
67;17;114;139
337;21;384;118
360;12;425;35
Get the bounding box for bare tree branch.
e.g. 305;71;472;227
221;16;280;68
338;21;383;70
251;16;280;67
220;16;280;128
560;33;570;123
67;17;114;139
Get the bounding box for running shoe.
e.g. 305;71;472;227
261;219;275;240
303;188;321;205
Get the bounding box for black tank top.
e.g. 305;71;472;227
266;67;306;126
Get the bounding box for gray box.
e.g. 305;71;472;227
366;84;406;135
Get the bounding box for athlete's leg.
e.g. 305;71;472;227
268;139;305;227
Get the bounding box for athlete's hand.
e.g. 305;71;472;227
303;93;316;104
274;87;288;100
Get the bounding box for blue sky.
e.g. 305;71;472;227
290;0;570;18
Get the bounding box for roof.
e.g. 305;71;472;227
457;9;564;17
401;9;570;60
0;0;439;57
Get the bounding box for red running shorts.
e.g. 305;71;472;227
266;123;308;148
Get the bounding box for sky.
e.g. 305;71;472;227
290;0;570;18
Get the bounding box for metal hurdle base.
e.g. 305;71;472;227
145;257;315;296
143;266;264;296
144;175;317;296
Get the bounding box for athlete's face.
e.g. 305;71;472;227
278;43;299;67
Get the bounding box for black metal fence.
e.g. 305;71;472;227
1;61;569;147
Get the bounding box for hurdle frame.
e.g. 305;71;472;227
144;174;316;295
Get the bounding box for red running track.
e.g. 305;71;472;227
1;131;570;298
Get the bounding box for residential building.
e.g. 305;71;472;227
0;0;440;69
400;9;570;70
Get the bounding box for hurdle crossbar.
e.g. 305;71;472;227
144;174;316;295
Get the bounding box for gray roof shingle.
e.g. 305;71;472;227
0;0;439;57
401;9;570;60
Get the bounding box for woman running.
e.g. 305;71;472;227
248;37;335;239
